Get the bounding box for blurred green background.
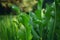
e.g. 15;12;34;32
0;0;60;40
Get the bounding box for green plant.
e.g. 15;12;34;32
0;0;60;40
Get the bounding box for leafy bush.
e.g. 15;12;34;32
0;0;60;40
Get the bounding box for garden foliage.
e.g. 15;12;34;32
0;0;60;40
